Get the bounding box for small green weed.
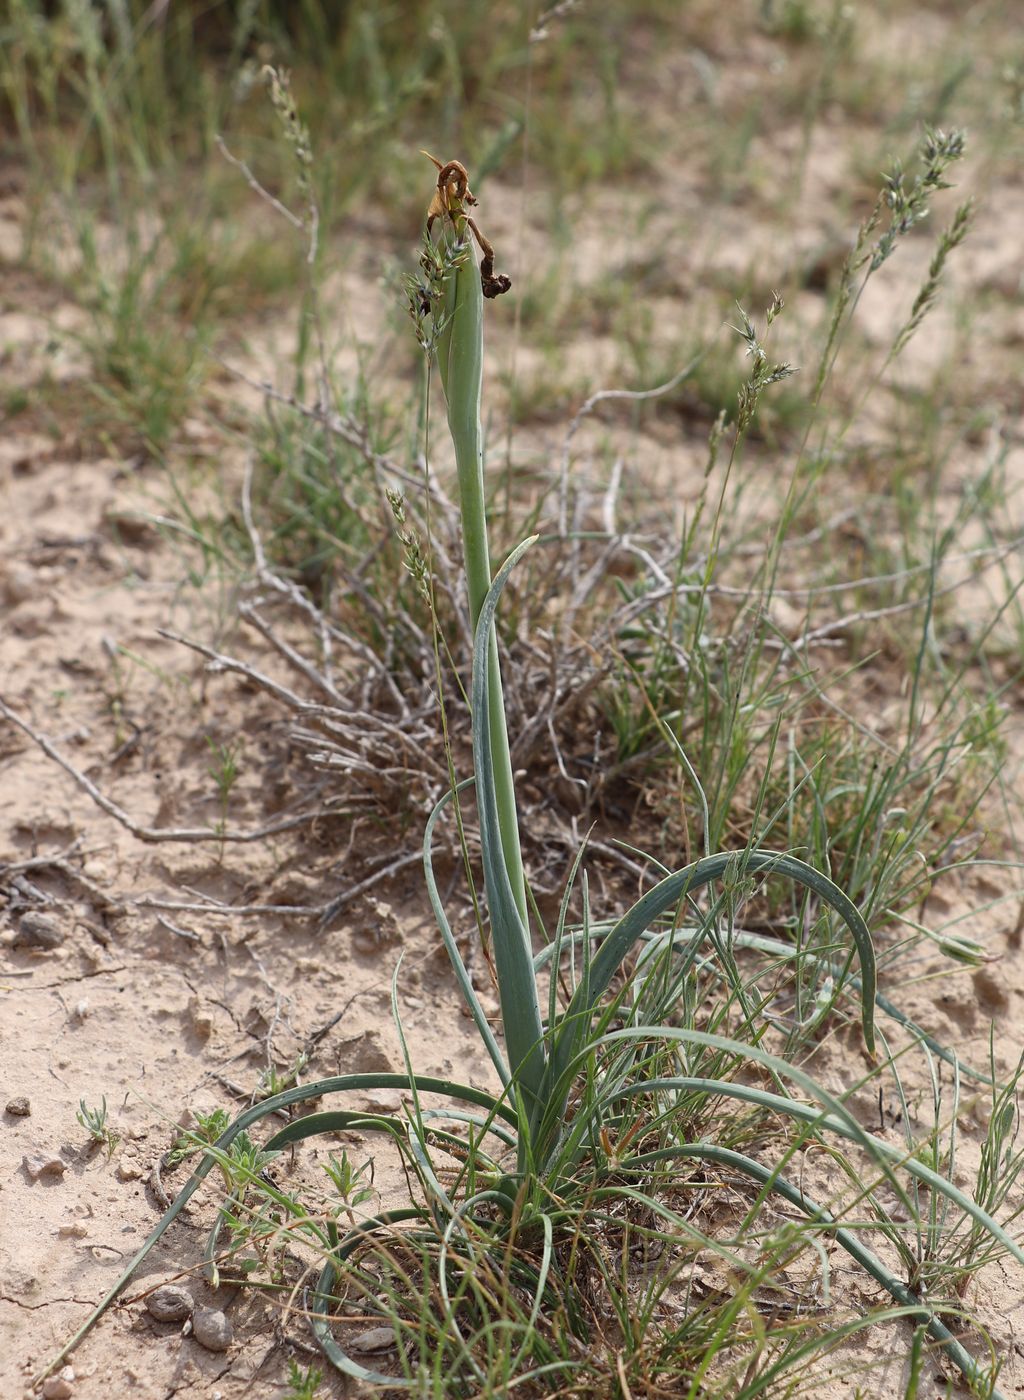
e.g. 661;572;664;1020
284;1360;324;1400
206;736;242;839
166;1108;231;1169
77;1097;119;1159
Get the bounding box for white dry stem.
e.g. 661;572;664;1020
214;135;305;235
557;352;706;539
0;696;317;845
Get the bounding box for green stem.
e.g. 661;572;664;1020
435;226;528;926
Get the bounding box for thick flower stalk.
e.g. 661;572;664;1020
424;156;527;928
419;154;548;1118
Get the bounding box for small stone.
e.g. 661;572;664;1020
101;501;156;545
71;1000;89;1023
183;417;213;444
42;1366;75;1398
57;1223;89;1239
192;1308;232;1352
350;1326;397;1353
81;857;111;884
345;1030;394;1075
186;997;213;1041
5;1096;31;1116
116;1158;143;1182
362;1090;403;1115
24;1153;67;1180
369;897;401;938
1;561;35;605
12;912;64;949
973;965;1010;1012
350;897;401;955
350;928;379;956
145;1284;194;1324
242;1003;270;1037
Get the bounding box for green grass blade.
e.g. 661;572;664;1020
434;220;527;923
626;1142;1004;1400
548;834;591;1032
588;1026;1024;1271
537;923;992;1084
308;1209;430;1388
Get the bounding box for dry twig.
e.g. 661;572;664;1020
0;696;318;846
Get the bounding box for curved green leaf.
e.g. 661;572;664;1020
424;777;510;1085
471;538;546;1115
309;1209;432;1388
542;849;877;1135
34;1071;513;1382
536;923;991;1084
584;1024;1024;1272
624;1142;1004;1400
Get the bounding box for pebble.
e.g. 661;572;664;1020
5;1096;31;1116
192;1308;232;1352
42;1367;75;1399
350;1326;397;1352
12;912;64;949
101;501;156;545
145;1284;194;1323
973;965;1010;1012
24;1153;67;1180
186;997;213;1041
362;1090;403;1115
346;1030;393;1075
81;857;111;884
1;561;36;605
350;898;401;954
116;1158;143;1182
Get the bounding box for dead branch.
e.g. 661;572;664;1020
0;696;320;846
